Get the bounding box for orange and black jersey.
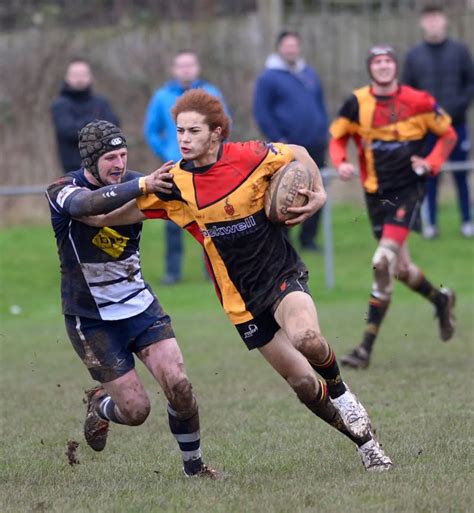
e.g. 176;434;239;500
137;141;307;325
329;85;453;193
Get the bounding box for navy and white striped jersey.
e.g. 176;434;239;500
46;169;155;320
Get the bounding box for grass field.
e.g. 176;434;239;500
1;202;473;513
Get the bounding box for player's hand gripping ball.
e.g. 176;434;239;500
265;161;313;225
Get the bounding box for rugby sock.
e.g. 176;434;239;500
403;274;446;309
304;380;370;447
310;346;346;399
97;395;127;424
167;403;202;475
360;296;390;354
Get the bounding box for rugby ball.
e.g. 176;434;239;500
265;161;313;225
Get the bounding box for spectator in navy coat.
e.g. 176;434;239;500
253;31;329;251
51;58;120;173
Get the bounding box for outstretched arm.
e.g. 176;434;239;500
66;161;174;217
79;200;146;227
285;144;327;226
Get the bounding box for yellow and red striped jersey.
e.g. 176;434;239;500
329;85;453;193
137;141;307;325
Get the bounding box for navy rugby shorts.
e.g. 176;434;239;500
235;271;310;350
65;300;175;383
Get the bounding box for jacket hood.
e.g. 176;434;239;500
166;79;208;93
264;53;306;73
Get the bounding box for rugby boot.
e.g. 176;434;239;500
183;463;223;480
84;386;109;452
330;382;370;438
435;288;456;342
340;346;370;369
358;432;393;472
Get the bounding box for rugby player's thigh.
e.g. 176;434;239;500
274;291;321;336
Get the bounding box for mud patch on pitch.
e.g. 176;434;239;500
65;440;80;466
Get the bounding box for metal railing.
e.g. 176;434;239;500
1;160;473;288
319;160;474;288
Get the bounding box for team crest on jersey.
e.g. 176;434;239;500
92;226;129;258
395;206;406;222
224;198;235;216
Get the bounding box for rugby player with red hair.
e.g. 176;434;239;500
88;89;393;472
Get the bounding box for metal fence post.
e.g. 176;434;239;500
322;190;335;289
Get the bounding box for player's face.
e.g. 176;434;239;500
278;35;301;65
66;61;93;91
171;53;201;86
97;148;128;185
370;55;397;86
176;111;221;165
420;12;447;43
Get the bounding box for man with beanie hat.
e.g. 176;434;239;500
45;120;220;478
328;45;458;370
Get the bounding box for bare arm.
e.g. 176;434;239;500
285;144;327;226
79;200;146;227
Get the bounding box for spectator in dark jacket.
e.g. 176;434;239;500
51;58;120;173
253;30;329;251
403;5;474;239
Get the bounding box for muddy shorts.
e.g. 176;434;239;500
235;271;311;350
65;300;175;383
365;182;425;240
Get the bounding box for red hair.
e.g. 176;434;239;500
172;89;230;140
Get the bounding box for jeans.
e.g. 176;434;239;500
425;124;472;226
299;142;327;247
165;221;183;280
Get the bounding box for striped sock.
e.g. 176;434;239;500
360;296;390;354
409;276;445;308
310;346;346;399
98;395;126;425
304;380;369;447
167;403;202;475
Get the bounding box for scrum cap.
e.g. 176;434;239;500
366;44;398;72
78;120;127;182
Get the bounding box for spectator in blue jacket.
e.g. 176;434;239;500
253;30;329;251
403;4;474;239
144;50;228;285
51;58;120;173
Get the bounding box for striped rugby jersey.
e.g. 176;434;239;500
137;141;308;326
330;85;452;193
46;169;154;320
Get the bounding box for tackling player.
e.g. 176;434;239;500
87;90;393;472
329;45;457;369
46;120;219;478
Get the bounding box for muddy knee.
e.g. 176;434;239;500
167;377;196;416
287;375;319;405
119;397;151;426
292;328;325;354
371;244;398;300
